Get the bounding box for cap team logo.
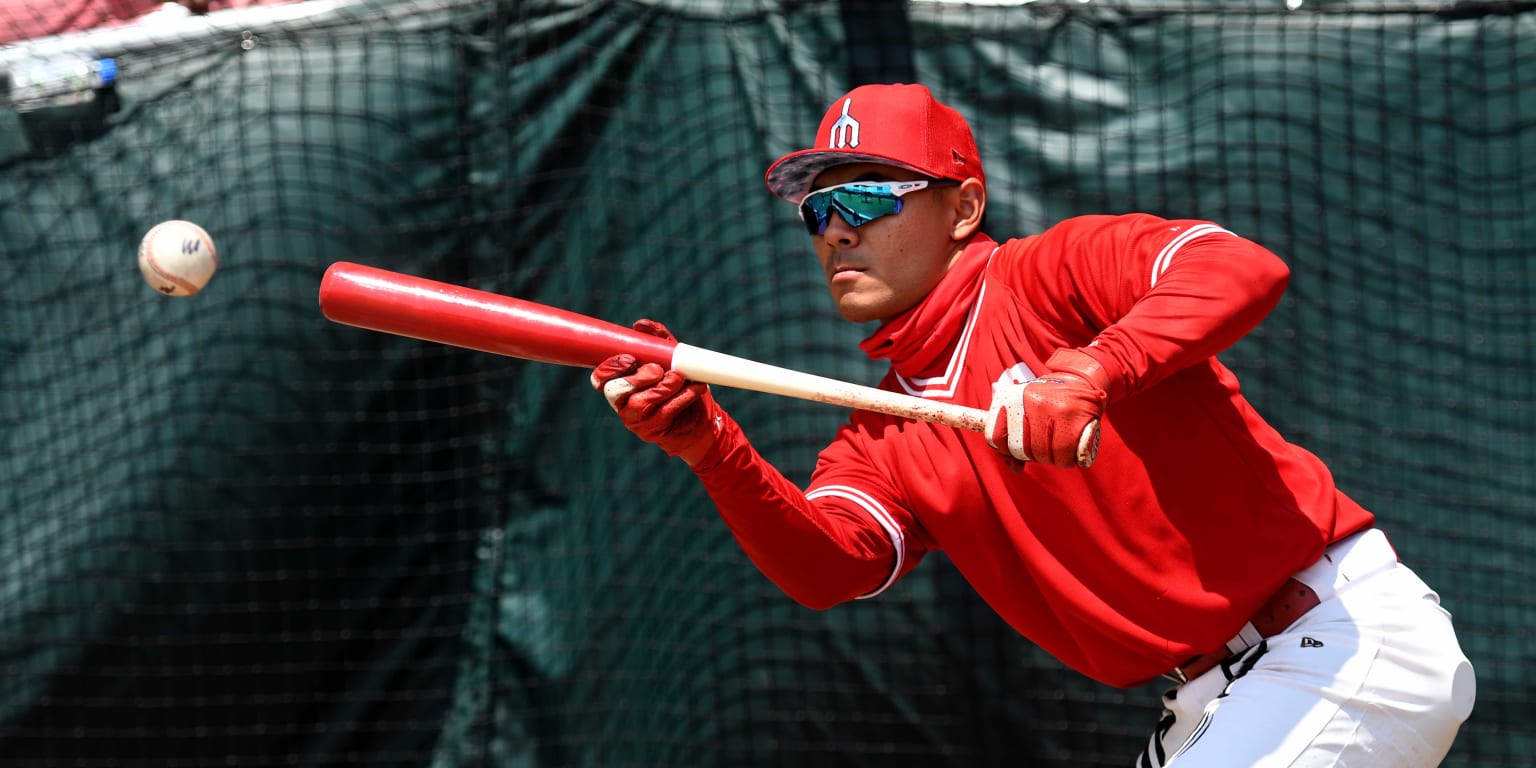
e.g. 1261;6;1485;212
828;98;860;148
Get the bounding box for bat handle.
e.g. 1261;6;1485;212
671;343;988;433
899;399;988;434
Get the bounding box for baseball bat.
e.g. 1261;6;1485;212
317;262;989;434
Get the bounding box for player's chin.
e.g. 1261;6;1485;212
830;291;895;324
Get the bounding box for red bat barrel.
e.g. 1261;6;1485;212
317;262;678;368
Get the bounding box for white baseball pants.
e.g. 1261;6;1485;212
1136;529;1476;768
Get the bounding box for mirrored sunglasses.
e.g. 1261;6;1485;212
798;179;959;236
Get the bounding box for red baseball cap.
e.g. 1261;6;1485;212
764;83;985;203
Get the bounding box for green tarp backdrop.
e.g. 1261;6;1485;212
0;0;1530;765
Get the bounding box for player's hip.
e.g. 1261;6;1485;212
1140;545;1476;767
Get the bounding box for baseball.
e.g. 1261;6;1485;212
137;220;218;296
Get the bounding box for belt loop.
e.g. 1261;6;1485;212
1227;622;1263;655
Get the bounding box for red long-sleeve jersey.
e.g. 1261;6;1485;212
688;213;1374;688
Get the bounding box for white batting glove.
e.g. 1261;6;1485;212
984;349;1109;469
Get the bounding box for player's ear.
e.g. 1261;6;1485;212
950;178;985;241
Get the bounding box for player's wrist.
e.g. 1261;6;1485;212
677;417;721;467
1045;348;1113;399
681;404;740;472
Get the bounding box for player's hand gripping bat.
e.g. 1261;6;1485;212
316;262;990;434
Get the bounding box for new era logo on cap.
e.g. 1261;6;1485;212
765;83;985;203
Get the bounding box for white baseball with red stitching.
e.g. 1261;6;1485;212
138;220;218;297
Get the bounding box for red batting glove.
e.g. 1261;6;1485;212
984;348;1109;469
589;319;725;467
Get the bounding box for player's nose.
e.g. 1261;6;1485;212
820;211;860;246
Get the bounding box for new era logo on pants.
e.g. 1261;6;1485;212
1301;637;1325;648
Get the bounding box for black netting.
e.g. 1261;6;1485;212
0;1;1530;766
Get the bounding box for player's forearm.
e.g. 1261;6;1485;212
691;421;898;609
1081;236;1290;399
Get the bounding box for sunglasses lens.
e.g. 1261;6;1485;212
799;184;906;235
799;198;830;235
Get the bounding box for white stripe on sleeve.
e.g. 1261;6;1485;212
805;484;906;599
1149;224;1232;288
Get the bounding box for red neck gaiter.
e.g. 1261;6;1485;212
858;234;996;377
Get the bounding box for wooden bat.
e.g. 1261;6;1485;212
317;262;989;433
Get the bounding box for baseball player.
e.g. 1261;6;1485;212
590;83;1475;766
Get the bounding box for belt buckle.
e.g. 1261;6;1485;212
1161;666;1189;685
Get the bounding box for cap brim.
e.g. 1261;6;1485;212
764;149;931;204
